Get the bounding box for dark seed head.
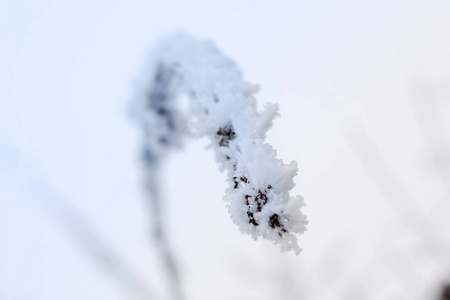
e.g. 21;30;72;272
269;214;281;229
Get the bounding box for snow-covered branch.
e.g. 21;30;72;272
133;33;307;254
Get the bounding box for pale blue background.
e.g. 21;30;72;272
1;1;450;299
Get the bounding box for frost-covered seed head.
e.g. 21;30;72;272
132;33;307;254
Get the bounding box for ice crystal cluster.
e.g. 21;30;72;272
133;33;307;253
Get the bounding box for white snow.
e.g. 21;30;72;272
133;33;307;253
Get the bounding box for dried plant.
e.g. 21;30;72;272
132;33;307;255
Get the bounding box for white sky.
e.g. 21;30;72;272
1;1;450;300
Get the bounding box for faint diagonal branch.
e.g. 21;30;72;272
0;138;156;300
336;243;413;300
347;129;443;260
409;82;450;217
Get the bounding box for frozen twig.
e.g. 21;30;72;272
132;33;307;255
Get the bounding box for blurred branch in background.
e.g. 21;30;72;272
142;160;184;300
347;80;450;299
409;81;450;219
346;130;450;299
133;59;185;300
0;138;156;300
347;129;444;259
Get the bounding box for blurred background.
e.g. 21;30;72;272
1;0;450;299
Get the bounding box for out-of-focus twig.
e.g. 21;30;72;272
409;81;450;299
143;161;184;300
0;138;156;300
409;82;450;218
347;129;443;260
337;244;412;300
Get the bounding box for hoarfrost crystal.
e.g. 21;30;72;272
133;33;307;254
